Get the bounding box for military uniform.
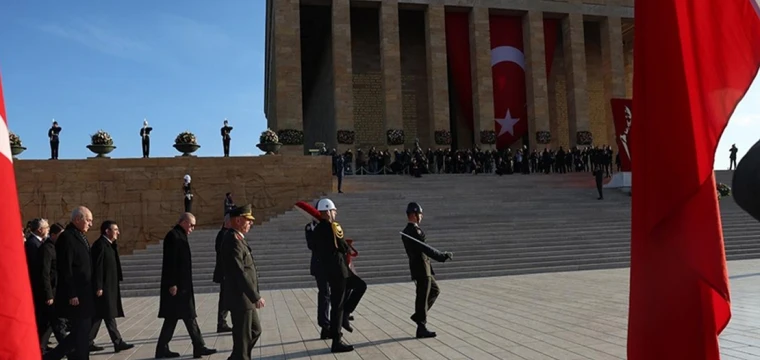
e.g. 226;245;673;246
401;202;451;338
221;205;263;360
213;225;232;332
221;123;233;157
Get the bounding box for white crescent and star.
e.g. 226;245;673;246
491;45;526;137
0;115;11;164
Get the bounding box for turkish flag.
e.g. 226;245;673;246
0;72;41;359
490;16;526;149
628;0;760;359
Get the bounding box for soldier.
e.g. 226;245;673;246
593;168;604;200
305;212;330;339
221;119;233;157
213;214;233;333
311;198;366;353
140;119;153;158
48;119;62;160
401;202;452;338
221;204;264;360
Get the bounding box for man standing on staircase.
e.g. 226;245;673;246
401;202;452;338
213;214;233;333
311;198;366;353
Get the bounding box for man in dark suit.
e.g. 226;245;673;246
44;206;95;360
305;216;330;339
88;221;134;352
401;202;452;338
311;198;366;353
38;223;67;353
221;204;265;360
213;214;233;333
25;218;49;326
593;168;604;200
155;213;216;359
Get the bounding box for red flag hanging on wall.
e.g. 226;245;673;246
610;98;632;172
0;72;41;359
444;12;474;132
489;16;558;150
628;0;760;359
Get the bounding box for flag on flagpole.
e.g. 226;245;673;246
628;0;760;359
0;71;41;359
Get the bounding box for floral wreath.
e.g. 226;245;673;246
175;131;198;145
90;130;114;146
259;128;280;144
9;132;22;147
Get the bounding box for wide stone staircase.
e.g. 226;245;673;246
119;170;760;297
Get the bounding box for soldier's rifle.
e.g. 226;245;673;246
399;232;453;260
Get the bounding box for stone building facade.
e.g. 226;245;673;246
264;0;634;154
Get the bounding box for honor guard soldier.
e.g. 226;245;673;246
140;119;153;158
401;202;452;338
221;205;263;360
48;119;62;160
311;198;366;353
221;119;233;157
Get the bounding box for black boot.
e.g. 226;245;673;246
331;339;354;353
416;324;437;339
192;347;217;358
320;327;330;340
114;341;135;352
154;346;180;358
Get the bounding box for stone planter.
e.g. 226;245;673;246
256;142;282;155
86;144;116;158
174;143;201;156
10;145;26;159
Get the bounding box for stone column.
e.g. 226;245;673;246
425;5;450;149
470;7;495;149
380;0;403;148
523;11;551;151
601;16;626;151
273;0;304;154
562;13;591;147
332;0;354;152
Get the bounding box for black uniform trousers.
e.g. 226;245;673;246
223;139;231;157
38;304;67;350
217;282;229;327
229;309;262;360
142;138;150;157
315;276;330;328
184;198;193;213
157;317;205;349
43;317;91;360
328;273;367;339
50;140;59;159
411;277;440;325
89;317;123;346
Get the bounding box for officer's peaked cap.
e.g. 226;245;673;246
406;202;423;214
732;138;760;223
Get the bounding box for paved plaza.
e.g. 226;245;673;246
89;259;760;360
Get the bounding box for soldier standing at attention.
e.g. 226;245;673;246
48;119;62;160
213;214;233;333
401;202;452;338
140;119;153;158
221;205;264;360
221;119;233;157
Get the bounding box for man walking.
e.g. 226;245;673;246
222;204;264;360
38;223;67;353
213;214;233;333
305;215;330;339
89;220;134;352
155;213;216;358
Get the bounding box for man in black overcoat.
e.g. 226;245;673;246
38;223;67;353
88;220;134;352
155;213;216;359
733;138;760;222
25;218;49;330
305;216;330;339
213;214;233;333
44;206;95;360
221;204;264;360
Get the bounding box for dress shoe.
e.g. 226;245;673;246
342;317;353;333
216;324;232;333
331;340;354;353
154;348;180;358
320;327;330;340
114;341;134;352
193;347;217;358
348;315;354;321
416;325;437;339
89;344;105;352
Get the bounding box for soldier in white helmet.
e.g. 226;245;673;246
310;198;366;353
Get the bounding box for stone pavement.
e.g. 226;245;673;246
89;259;760;360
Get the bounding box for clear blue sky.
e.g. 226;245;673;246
0;1;757;167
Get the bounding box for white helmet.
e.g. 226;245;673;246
317;198;336;211
183;174;191;183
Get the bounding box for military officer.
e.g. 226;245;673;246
221;205;264;360
221;119;233;157
401;202;452;338
311;198;366;353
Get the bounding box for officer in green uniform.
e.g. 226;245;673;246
221;204;264;360
401;202;452;338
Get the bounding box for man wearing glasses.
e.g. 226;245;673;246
154;213;216;358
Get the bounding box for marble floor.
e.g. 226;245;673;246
85;259;760;359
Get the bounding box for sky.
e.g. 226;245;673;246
0;1;757;168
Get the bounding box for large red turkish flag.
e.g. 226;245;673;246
489;16;557;150
628;0;760;359
0;72;41;359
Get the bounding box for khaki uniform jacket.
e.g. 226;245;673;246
221;230;260;312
